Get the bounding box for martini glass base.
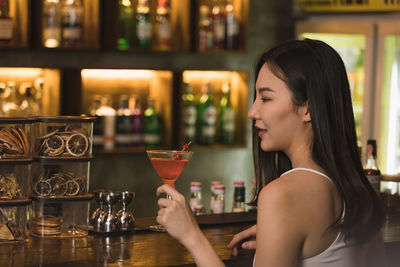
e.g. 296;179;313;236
149;224;166;232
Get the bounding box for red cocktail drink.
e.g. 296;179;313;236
150;157;189;185
147;150;193;190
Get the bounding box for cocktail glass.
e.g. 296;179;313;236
146;150;193;199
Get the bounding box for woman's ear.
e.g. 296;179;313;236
302;102;311;123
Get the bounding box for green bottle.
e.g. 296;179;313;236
197;82;216;145
219;82;235;144
143;98;161;147
182;82;197;144
118;0;133;50
135;0;152;48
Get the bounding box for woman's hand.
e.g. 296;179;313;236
227;224;257;256
156;184;201;246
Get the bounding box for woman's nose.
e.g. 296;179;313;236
248;101;258;120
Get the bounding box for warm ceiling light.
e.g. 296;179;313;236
183;71;234;81
81;69;153;79
0;68;43;77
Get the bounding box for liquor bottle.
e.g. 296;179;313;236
33;77;44;115
198;5;213;51
219;82;235;144
90;94;103;148
190;182;204;215
2;81;20;116
143;98;161;148
225;0;239;50
19;82;40;116
135;0;151;48
116;94;134;147
210;180;221;214
155;0;171;50
96;95;116;151
197;82;216;145
118;0;134;50
212;183;225;214
0;0;12;43
211;0;225;50
43;0;62;48
61;0;84;47
364;139;382;196
129;95;143;146
182;82;197;144
232;181;245;212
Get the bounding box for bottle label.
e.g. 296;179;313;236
184;106;197;125
232;205;245;213
190;198;203;212
62;27;82;41
143;133;161;145
132;133;142;144
222;108;235;132
115;134;134;145
213;199;224;214
104;115;116;150
203;106;216;124
184;126;196;139
158;23;171;41
0;18;13;40
202;125;215;137
137;21;151;40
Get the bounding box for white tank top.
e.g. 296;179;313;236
253;168;368;267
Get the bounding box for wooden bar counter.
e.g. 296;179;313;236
0;212;399;267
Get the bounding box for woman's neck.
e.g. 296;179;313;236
285;142;323;172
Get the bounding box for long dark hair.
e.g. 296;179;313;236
251;39;384;244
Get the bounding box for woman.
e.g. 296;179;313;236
156;39;386;267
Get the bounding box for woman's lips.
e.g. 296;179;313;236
258;130;267;137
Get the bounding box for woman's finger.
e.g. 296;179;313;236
157;197;170;208
156;184;181;199
241;240;256;250
227;231;249;248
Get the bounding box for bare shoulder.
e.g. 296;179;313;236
258;170;341;229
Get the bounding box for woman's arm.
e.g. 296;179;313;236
254;181;306;267
156;184;225;267
227;224;257;256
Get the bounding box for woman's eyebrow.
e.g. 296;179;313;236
258;87;276;93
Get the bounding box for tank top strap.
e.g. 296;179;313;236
281;167;332;183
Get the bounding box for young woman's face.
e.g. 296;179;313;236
248;63;309;152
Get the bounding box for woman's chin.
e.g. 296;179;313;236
260;141;273;152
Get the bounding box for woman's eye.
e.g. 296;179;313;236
261;98;270;102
